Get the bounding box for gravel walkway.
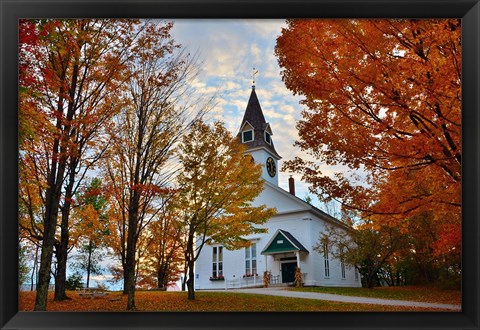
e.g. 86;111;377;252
219;287;461;311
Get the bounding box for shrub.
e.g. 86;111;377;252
66;273;84;290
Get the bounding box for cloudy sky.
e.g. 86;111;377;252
64;20;342;290
170;19;335;209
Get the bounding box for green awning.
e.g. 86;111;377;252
261;229;309;255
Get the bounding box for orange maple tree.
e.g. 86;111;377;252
276;19;461;279
145;207;184;290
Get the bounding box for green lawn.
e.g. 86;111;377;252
291;286;461;305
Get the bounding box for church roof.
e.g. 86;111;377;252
237;87;281;159
262;181;355;233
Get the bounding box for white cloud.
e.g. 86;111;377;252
243;19;286;39
170;20;356;211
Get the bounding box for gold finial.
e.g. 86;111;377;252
252;67;259;88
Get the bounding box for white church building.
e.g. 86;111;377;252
194;86;361;290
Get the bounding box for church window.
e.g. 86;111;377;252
264;131;271;145
245;242;257;276
212;246;223;277
355;267;359;281
323;243;330;278
242;130;254;143
340;247;346;279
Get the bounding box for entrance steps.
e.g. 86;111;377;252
270;283;288;287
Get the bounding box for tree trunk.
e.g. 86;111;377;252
30;245;39;291
124;245;136;310
86;241;93;288
181;261;188;291
181;276;186;291
366;276;376;288
186;258;195;300
364;265;378;288
34;173;64;310
121;258;128;294
53;241;68;301
157;264;168;289
34;59;79;311
54;205;72;300
125;203;139;310
54;160;76;301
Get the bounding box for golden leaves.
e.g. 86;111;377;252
18;289;458;312
176;120;276;249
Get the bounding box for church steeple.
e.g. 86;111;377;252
237;87;281;159
238;86;281;185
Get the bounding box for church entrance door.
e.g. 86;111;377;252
281;262;297;283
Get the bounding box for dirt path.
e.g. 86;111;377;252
219;287;461;311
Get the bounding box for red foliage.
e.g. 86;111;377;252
276;19;461;264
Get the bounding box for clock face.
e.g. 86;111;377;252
266;157;276;177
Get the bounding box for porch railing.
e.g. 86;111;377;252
224;273;307;289
225;276;261;289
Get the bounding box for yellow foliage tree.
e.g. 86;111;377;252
176;120;276;300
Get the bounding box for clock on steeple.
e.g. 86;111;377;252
237;85;281;186
266;157;276;177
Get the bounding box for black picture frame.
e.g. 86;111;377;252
1;0;478;329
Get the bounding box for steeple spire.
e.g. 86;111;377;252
241;87;267;128
237;86;281;160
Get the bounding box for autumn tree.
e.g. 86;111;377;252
19;19;146;309
18;20;50;290
318;222;407;288
19;19;45;145
102;21;209;310
175;120;276;300
146;205;184;290
402;210;460;286
49;19;140;302
71;178;109;289
276;19;461;279
133;231;160;290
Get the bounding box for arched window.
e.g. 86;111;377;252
212;246;223;277
323;243;330;278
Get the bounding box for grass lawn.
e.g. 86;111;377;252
20;290;455;312
291;286;461;305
